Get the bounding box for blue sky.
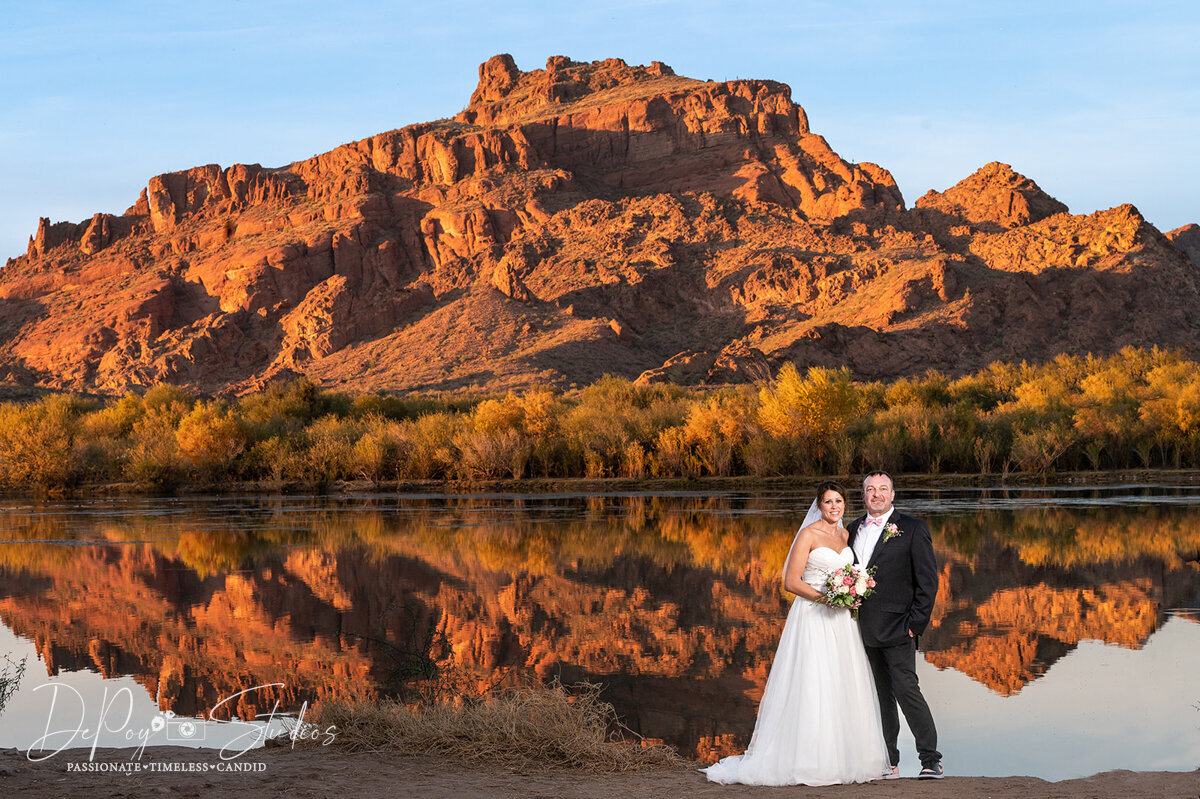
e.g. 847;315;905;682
2;1;1197;261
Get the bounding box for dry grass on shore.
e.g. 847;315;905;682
311;682;688;774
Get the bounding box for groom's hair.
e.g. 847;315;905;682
815;480;847;504
862;470;894;490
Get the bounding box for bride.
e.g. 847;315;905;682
702;481;890;785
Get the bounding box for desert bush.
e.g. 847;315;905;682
973;435;999;474
977;360;1028;397
245;436;304;484
405;412;461;479
1011;423;1078;475
0;395;90;489
116;385;195;487
929;404;980;473
636;390;690;440
140;383;195;426
469;394;526;435
310;681;685;773
1001;371;1076;427
349;393;428;421
560;377;691;476
517;388;571;477
1135;362;1200;468
350;414;411;480
561;379;637;476
583;449;608;478
740;430;791;476
77;392;146;479
684;390;755;477
176;400;248;479
457;428;529;480
454;395;534;480
758;364;860;465
301;415;365;486
949;370;1008;411
863;399;979;474
884;371;951;409
619;441;647;479
650;427;691;478
877;403;934;471
516;387;564;438
858;425;905;474
126;413;187;488
80;391;144;439
827;433;857;476
236;377;348;439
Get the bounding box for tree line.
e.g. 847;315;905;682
2;346;1198;492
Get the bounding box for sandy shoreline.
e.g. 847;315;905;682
2;747;1196;799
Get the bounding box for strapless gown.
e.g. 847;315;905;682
702;546;889;786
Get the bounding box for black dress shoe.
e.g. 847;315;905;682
918;762;944;779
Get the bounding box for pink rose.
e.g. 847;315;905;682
842;576;853;586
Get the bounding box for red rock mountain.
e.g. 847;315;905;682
2;54;1198;394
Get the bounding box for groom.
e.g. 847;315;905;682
847;471;943;780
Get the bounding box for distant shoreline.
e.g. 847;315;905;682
8;467;1200;501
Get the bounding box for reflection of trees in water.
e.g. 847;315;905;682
0;494;804;588
935;504;1200;567
1;494;1199;754
6;493;1198;577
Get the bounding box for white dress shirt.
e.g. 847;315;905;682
854;507;894;565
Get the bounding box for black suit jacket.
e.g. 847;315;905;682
846;511;938;648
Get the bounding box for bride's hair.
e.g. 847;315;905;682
815;480;847;504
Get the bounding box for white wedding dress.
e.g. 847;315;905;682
702;545;890;786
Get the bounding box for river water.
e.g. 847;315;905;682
0;483;1197;779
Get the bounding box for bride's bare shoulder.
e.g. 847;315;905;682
791;525;823;554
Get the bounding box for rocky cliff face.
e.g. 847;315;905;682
2;55;1197;394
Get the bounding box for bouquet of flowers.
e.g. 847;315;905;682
820;563;876;617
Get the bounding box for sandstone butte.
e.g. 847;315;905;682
3;54;1199;395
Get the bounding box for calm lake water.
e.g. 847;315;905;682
0;484;1198;779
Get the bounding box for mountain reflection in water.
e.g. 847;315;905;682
0;487;1198;766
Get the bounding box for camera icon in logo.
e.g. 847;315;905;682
152;710;206;742
169;719;202;741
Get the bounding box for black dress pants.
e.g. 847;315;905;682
864;639;941;768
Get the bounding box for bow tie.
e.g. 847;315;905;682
862;517;886;529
